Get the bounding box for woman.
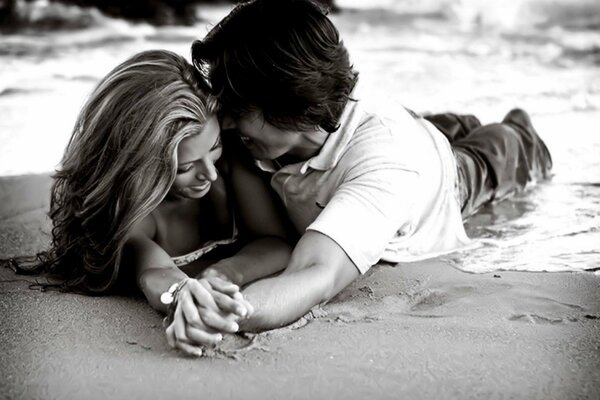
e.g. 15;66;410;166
5;49;292;356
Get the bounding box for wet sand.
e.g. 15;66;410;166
1;132;599;399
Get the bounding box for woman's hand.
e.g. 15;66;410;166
200;266;255;314
202;273;255;318
165;277;253;356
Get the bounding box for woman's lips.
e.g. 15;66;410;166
189;181;210;191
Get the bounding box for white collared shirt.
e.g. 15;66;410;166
256;100;470;273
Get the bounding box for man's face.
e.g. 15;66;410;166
221;112;303;161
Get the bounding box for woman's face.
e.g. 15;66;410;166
171;115;222;199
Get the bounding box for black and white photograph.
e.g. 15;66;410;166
1;0;599;399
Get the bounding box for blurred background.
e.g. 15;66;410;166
0;0;599;272
1;0;598;176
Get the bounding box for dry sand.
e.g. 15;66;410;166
1;172;599;400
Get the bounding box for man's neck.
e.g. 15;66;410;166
272;153;305;169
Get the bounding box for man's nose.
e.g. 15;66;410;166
220;114;236;130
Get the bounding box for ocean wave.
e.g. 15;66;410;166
0;35;138;60
448;181;600;273
338;0;600;31
51;73;98;82
2;0;112;32
0;87;51;97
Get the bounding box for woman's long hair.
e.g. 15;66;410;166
9;49;216;293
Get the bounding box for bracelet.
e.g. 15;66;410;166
161;278;190;328
160;277;190;305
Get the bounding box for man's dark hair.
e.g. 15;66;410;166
192;0;358;133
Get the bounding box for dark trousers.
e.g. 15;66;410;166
424;109;553;219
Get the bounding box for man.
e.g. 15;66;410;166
169;0;552;353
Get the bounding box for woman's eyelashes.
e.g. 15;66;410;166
176;138;222;175
176;165;193;174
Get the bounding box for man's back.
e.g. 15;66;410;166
256;100;471;272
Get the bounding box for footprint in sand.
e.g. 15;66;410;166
297;285;480;323
408;286;589;324
291;285;486;324
409;285;478;312
202;332;264;359
508;314;574;324
507;296;586;325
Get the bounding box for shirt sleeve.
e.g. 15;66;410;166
306;148;421;274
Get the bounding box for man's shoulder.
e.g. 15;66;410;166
350;104;422;138
344;107;423;156
333;105;444;180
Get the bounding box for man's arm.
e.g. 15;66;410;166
237;230;359;332
179;230;358;353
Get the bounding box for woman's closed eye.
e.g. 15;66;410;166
176;164;193;174
176;135;222;174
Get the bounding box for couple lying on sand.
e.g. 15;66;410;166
6;0;552;357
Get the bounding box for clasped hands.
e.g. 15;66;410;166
165;268;253;357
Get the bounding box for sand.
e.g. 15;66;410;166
1;173;599;400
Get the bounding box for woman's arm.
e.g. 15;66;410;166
123;218;245;330
123;216;187;313
200;156;293;286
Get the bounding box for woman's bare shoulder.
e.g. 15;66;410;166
129;211;158;240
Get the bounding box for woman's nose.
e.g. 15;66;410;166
196;158;218;182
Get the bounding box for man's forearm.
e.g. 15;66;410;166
237;266;330;331
225;231;360;332
238;260;358;332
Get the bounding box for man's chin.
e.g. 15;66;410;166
251;149;282;162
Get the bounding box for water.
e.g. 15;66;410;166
0;1;599;273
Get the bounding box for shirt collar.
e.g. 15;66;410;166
302;100;363;173
255;160;277;173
